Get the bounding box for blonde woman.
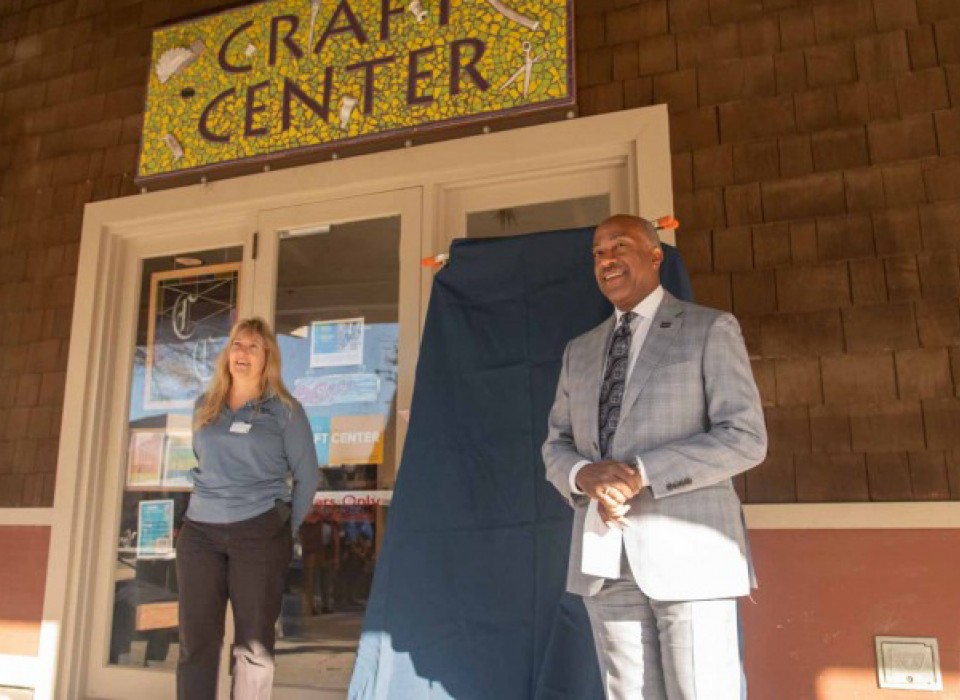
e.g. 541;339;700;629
176;317;319;700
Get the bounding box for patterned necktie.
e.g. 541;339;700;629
598;312;636;459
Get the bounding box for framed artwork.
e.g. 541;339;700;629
126;429;164;489
144;262;240;409
310;317;364;368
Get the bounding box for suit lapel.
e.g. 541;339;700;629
618;293;684;426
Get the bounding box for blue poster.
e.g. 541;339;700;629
137;499;174;560
310;317;364;368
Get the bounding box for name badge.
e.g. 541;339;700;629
229;421;252;434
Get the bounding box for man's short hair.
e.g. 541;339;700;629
636;217;661;250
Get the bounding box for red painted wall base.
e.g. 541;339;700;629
744;529;959;700
0;526;50;657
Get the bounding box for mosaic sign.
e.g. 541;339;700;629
137;0;574;184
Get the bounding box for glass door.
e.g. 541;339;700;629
252;189;421;698
84;224;254;700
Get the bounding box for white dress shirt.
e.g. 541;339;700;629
572;285;664;578
569;284;664;494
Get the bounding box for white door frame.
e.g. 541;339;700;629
27;103;956;700
63;212;257;700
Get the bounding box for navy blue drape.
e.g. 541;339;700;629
349;229;692;699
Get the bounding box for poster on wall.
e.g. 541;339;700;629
310;318;364;368
162;431;197;489
137;499;175;560
136;0;575;187
126;430;165;489
144;262;240;409
310;414;386;466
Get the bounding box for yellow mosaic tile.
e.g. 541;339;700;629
138;0;572;179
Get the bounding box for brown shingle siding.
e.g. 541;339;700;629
0;0;957;506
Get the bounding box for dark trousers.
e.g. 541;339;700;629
302;553;335;614
176;508;292;700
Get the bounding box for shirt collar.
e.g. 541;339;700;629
614;285;664;324
230;387;277;410
255;388;279;406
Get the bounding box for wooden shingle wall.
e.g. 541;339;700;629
577;0;960;503
1;0;959;504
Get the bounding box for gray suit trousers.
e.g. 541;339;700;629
582;556;742;700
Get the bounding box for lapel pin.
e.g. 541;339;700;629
660;322;672;328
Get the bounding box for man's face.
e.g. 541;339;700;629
592;217;663;311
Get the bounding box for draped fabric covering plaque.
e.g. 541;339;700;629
137;0;574;184
348;229;693;699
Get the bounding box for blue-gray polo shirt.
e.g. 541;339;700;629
188;393;320;533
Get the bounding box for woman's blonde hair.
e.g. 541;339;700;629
194;317;294;430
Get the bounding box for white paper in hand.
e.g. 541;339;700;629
581;499;622;578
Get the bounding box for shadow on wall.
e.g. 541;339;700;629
742;529;960;700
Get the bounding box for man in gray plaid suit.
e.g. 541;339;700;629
542;215;767;700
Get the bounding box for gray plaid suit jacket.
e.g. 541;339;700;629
542;291;767;601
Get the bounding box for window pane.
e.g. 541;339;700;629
466;195;610;238
272;216;400;691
